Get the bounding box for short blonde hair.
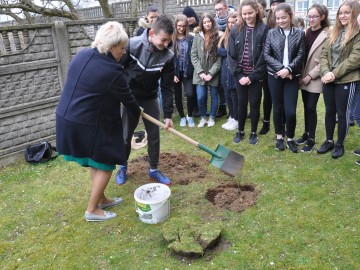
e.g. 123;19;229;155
91;21;128;54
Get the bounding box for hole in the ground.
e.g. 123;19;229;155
206;184;260;212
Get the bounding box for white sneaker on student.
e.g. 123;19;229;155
224;119;238;131
207;118;215;127
186;115;195;127
197;118;207;128
180;117;186;127
222;117;233;129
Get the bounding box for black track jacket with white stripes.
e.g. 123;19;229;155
120;29;175;119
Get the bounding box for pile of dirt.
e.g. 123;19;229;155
127;152;208;185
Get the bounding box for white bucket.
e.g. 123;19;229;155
134;183;171;224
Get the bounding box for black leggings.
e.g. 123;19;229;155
301;90;320;140
236;80;262;133
268;75;299;138
174;71;195;118
262;77;272;122
322;82;356;145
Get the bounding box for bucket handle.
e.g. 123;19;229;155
135;200;169;215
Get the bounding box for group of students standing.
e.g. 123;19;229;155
138;0;360;160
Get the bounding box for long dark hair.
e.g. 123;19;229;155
199;13;219;58
274;3;294;27
308;4;330;29
236;0;261;32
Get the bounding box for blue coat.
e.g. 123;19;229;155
56;48;140;166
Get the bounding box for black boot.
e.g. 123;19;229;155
215;105;227;118
259;120;270;135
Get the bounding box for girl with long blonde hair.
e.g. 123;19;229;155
318;0;360;158
172;14;196;127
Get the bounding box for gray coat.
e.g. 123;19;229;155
190;30;222;86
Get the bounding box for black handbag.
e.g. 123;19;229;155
24;141;58;164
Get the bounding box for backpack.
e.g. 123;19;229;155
24;141;58;164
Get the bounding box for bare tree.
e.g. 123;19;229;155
0;0;113;24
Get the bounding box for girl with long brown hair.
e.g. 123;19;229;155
191;13;222;127
296;4;330;152
264;3;305;153
228;0;268;144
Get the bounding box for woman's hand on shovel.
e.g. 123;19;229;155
164;118;173;129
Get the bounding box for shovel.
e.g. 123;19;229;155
141;112;245;176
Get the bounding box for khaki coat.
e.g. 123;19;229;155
320;29;360;84
191;29;222;87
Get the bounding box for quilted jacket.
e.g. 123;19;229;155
264;26;305;77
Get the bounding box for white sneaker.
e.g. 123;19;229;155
186;115;195;127
207;118;215;127
222;117;233;129
197;118;207;128
224;119;238;131
180;117;186;127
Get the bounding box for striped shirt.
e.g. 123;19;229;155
240;26;254;75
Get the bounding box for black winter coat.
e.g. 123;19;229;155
56;48;140;166
217;44;236;90
264;27;305;77
228;22;268;82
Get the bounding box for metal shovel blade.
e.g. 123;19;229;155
210;144;245;176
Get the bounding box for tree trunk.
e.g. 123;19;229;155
98;0;113;18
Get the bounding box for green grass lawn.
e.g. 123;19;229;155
1;97;359;269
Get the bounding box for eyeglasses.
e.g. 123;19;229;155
306;15;320;20
215;7;224;12
338;11;351;16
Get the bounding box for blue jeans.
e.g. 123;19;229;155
196;85;218;118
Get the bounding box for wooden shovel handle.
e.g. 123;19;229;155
141;112;199;147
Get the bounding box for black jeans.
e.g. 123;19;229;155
174;71;195;118
268;75;299;138
301;90;320;140
322;82;356;145
262;77;272;122
225;87;238;120
236;80;262;133
121;98;160;169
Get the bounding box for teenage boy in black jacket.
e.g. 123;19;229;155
115;15;175;185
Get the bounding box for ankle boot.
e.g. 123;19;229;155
215;105;227;118
259;121;270;135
